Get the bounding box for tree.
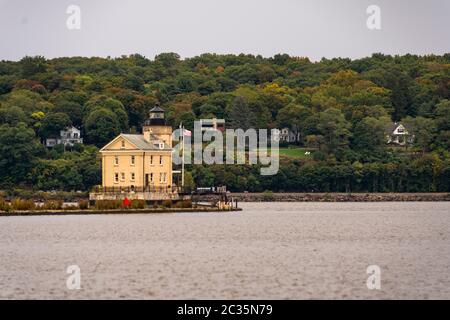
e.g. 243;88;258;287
176;72;197;93
352;116;388;157
123;74;144;91
0;75;15;95
344;105;389;125
227;96;257;130
403;116;437;152
84;95;129;132
365;66;414;119
32;159;83;191
276;104;312;145
0;106;27;125
2;89;48;113
30;111;45;131
54;101;84;127
435;100;450;131
204;92;232;118
192;166;215;187
183;171;196;190
194;103;220;119
306;135;324;150
224;64;259;84
271;53;291;66
84;108;121;147
0;123;43;184
39;112;72;139
198;80;220;96
19;56;48;77
434;100;450;149
317;108;352;156
178;111;196;131
73;145;101;190
111;88;157;128
232;86;272;128
155;52;180;68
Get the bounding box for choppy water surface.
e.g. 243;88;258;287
0;202;449;299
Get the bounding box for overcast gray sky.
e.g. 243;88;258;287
0;0;449;61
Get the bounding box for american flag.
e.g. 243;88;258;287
183;128;192;137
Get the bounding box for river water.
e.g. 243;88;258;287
0;202;449;299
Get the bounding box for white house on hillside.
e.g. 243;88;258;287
386;123;414;146
45;126;83;148
272;128;300;143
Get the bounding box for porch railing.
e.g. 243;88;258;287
90;185;227;195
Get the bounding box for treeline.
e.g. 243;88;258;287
191;154;450;192
0;53;449;192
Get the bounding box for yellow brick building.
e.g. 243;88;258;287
100;105;173;191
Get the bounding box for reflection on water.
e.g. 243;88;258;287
0;202;449;299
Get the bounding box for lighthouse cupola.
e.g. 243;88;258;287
145;103;166;126
142;103;172;146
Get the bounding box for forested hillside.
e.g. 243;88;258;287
0;53;449;192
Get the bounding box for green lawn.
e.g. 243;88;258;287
250;147;314;159
278;147;313;158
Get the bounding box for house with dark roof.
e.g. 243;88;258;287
199;118;225;132
272;127;300;143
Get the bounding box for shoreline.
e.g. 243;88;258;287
0;207;242;217
228;192;450;202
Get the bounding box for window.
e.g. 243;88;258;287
159;156;163;165
131;172;135;181
114;156;119;166
121;140;125;149
131;155;135;165
121;172;125;181
150;155;153;165
150;173;154;182
114;173;119;183
73;133;79;139
160;172;167;183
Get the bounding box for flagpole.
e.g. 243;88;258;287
181;123;185;188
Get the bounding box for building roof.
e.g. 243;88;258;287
386;123;409;135
100;134;171;152
145;104;166;126
122;134;170;150
62;126;80;132
200;118;225;124
150;105;165;113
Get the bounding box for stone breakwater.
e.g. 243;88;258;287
0;207;242;217
227;192;450;202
